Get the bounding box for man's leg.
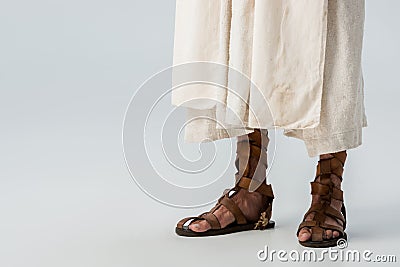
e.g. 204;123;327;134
176;129;274;234
298;151;347;243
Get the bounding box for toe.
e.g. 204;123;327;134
325;230;333;239
189;220;211;232
298;228;312;242
333;231;340;238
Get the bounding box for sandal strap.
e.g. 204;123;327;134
298;202;346;241
176;212;222;230
311;181;343;201
319;222;345;234
236;177;274;199
316;151;347;180
298;151;348;241
311;226;325;241
324;205;346;224
298;220;317;229
219;194;248;224
177;216;203;229
303;203;345;224
177;129;273;231
297;221;345;239
341;203;347;230
234;129;274;227
200;212;221;229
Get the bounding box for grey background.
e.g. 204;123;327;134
0;1;399;266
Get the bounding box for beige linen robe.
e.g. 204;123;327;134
171;0;367;157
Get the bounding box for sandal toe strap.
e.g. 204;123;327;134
319;222;345;235
200;212;221;229
311;226;325;242
177;216;203;230
298;220;316;230
177;212;222;230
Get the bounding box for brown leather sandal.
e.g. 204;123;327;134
297;151;348;248
175;129;275;237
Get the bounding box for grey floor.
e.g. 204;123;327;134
1;1;400;267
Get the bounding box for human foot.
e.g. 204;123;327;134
297;151;347;245
175;178;275;237
176;129;275;237
188;187;266;232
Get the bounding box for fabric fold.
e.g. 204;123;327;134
171;0;367;157
172;0;329;133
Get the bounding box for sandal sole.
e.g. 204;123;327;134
175;220;275;237
299;232;347;248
